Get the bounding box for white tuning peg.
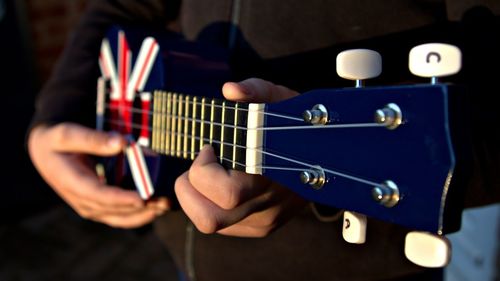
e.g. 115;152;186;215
409;43;462;84
404;231;451;268
336;49;382;87
342;211;367;244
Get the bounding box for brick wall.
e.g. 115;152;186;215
25;0;88;82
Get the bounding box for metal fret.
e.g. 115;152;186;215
220;101;226;164
176;94;184;157
165;92;172;154
152;91;159;151
159;92;166;153
232;103;239;169
200;97;206;150
170;93;177;156
191;96;198;160
183;95;190;159
209;99;215;145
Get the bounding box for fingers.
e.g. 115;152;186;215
175;170;265;234
175;145;307;237
43;123;126;156
28;123;169;229
188;146;269;210
222;77;299;103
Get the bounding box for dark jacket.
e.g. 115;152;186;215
31;1;500;280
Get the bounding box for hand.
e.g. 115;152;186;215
174;78;307;237
28;123;169;228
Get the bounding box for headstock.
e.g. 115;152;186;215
262;43;462;268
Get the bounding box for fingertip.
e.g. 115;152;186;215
195;145;218;164
222;82;253;101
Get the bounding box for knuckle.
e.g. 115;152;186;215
52;124;71;147
219;181;242;210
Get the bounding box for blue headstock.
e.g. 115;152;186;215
263;84;457;234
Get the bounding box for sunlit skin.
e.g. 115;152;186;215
28;78;307;236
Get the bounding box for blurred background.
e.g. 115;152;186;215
0;1;498;281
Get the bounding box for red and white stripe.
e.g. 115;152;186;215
138;92;152;147
125;141;155;199
127;37;159;100
98;30;160;200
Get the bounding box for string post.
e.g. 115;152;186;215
371;180;400;208
374;103;403;130
302;104;329;125
300;166;326;190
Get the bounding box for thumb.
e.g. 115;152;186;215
222;78;299;103
50;123;126;156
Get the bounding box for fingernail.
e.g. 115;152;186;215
107;134;123;148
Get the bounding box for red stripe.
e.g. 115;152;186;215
140;100;151;139
134;42;157;92
131;143;152;197
118;32;132;134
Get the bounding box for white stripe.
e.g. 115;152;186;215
125;143;154;199
127;37;159;100
245;103;265;174
99;39;119;99
138;137;150;147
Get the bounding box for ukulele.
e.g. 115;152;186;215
96;26;466;268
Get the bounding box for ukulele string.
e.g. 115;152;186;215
107;119;386;189
104;99;303;122
103;107;384;132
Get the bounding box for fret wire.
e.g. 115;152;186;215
200;98;206;150
220;101;226;165
232;103;239;169
159;92;165;153
170;93;177;156
190;96;198;160
183;95;190;159
176;94;184;158
165;93;172;154
209;99;215;145
151;91;157;151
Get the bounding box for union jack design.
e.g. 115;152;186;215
98;30;160;199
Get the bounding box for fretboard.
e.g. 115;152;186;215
150;91;250;171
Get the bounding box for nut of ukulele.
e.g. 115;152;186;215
409;43;462;84
336;49;382;87
404;231;451;268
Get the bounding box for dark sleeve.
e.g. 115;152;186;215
29;0;180;130
457;6;500;208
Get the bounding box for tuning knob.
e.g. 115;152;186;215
409;43;462;84
342;211;367;244
336;49;382;87
404;231;451;268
